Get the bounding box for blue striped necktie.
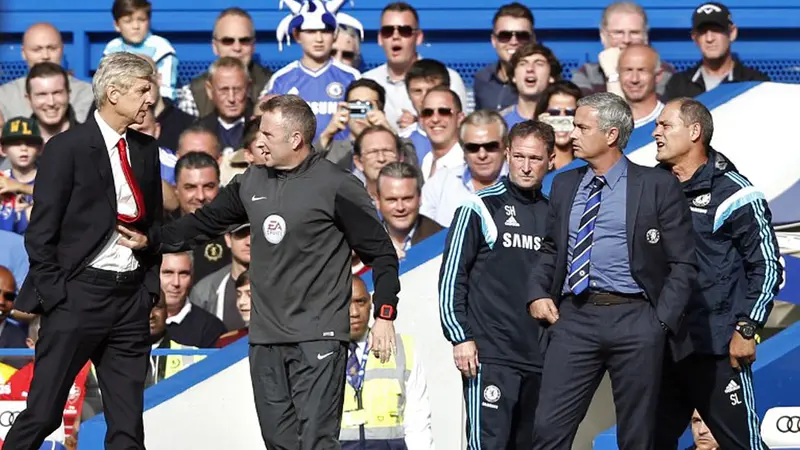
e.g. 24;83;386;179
568;176;606;295
346;343;362;390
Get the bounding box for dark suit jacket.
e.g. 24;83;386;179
529;158;698;360
0;322;29;369
16;114;163;314
410;215;444;246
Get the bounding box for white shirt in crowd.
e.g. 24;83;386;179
89;111;140;272
421;163;509;228
363;62;468;133
634;101;665;129
350;334;435;450
420;142;464;182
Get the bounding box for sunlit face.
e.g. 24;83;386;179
27;75;69;127
653;102;697;164
256;110;299;169
461;123;506;183
108;77;154;126
236;282;251;324
570;106;615;160
159;254;192;309
213;15;256;66
332;31;358;68
128;107;160;139
407;77;444;115
176;167;219;215
545;93;578;148
692;24;735;61
506;133;553;189
378;11;422;67
295;29;335;62
420;91;462;148
377;176;420;233
491;16;534;63
354;130;399;183
22;24;64;67
601;11;648;49
619;47;658;103
207;66;249;122
115;9;150;45
513;53;553;98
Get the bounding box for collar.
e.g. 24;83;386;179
218;116;245;130
384;220;418;251
634;101;664;128
166;301;192;325
94;110;127;152
298;59;333;78
272;151;322;179
350;330;369;351
585;156;627;190
433;142;465;171
460;162;509;193
680;148;732;193
691;57;739;84
151;336;165;351
504;176;543;204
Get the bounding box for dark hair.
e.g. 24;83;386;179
112;0;152;21
534;80;583;118
235;270;250;289
354;125;400;158
510;43;562;82
493;2;535;29
241;117;261;150
507;120;555;155
405;59;450;92
381;2;420;26
25;62;69;95
423;85;463;113
178;124;223;157
377;161;422;195
174;151;220;183
345;78;386;111
671;97;715;148
259;95;316;147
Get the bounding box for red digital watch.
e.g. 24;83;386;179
377;304;396;320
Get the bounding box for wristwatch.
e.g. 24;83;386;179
735;321;757;340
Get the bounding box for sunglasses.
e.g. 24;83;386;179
420;107;453;118
330;49;356;60
379;25;416;39
0;291;16;302
464;141;503;153
215;36;255;46
494;30;533;44
547;108;576;116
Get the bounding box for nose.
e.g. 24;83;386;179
349;302;359;317
622;32;632;46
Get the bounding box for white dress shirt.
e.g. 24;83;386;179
166;301;193;325
420;163;509;227
88;111;140;272
362;62;468;133
420;142;463;182
351;336;435;449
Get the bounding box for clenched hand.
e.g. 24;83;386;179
529;298;560;324
729;331;756;371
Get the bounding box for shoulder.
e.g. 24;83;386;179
551;167;584;190
632;162;675;183
331;60;361;80
270;61;300;82
572;63;596;78
190;71;209;86
362;64;386;81
146;33;175;50
474;63;496;82
659;61;678;74
127;127;157;149
103;37;124;53
499;104;515;116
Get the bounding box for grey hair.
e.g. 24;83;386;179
377;161;423;195
458;109;508;144
93;52;155;107
577;92;634;150
671;97;715;148
600;2;650;32
208;56;250;83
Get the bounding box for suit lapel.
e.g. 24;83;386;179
626;161;643;259
87;115;117;211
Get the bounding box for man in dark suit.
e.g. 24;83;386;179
527;92;698;450
6;52;162;450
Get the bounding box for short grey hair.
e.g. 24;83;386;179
208;56;250;83
671;97;715;148
577;92;634;150
93;52;155;107
458;110;508;144
601;2;649;31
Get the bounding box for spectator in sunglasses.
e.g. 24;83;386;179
421;110;509;227
331;25;362;70
501;43;561;127
400;59;451;163
363;2;468;132
474;3;536;111
571;2;676;99
418;86;466;182
535;80;583;169
176;8;272;118
0;266;28;368
619;44;664;129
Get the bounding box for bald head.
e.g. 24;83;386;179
619;44;659;73
22;23;64;68
0;267;14;293
619;43;660;103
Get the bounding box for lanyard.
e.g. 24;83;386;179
351;341;370;392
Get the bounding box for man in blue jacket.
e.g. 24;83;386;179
653;97;782;449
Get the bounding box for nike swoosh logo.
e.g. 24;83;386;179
251;195;267;201
317;351;334;360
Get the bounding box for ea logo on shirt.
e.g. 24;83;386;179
263;214;287;244
326;82;344;99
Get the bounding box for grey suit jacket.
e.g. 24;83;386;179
189;264;231;317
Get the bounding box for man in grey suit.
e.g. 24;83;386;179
190;223;250;330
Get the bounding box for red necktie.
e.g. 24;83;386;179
116;138;145;223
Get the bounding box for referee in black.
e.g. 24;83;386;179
119;95;401;450
653;98;782;449
439;116;553;449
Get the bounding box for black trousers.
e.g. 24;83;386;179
4;268;151;450
532;295;666;450
655;352;769;450
463;362;541;449
250;340;347;450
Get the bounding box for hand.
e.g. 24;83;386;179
14;196;31;213
116;223;148;250
366;109;392;130
453;341;479;378
369;318;396;364
397;109;417;129
729;329;756;371
319;102;349;148
598;47;623;80
0;177;32;196
529;298;559;324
